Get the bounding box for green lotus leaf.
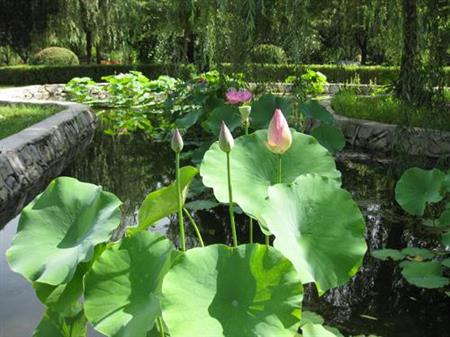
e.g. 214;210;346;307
202;104;241;135
301;323;339;337
299;311;324;326
250;94;293;129
200;130;341;230
401;247;434;260
371;249;406;261
162;243;303;337
260;174;367;293
138;166;198;230
185;199;219;211
437;208;450;228
84;231;177;337
442;231;450;248
6;177;122;285
400;261;449;289
441;258;450;268
395;168;446;216
33;309;87;337
299;100;334;125
175;109;203;129
310;125;346;154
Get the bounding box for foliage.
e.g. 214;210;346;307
285;69;328;101
331;90;450;131
249;44;287;64
6;116;367;336
372;167;450;292
0;103;61;140
30;47;79;66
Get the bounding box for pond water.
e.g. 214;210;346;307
0;128;449;337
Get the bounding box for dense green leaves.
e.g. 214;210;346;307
84;231;177;337
138;166;198;230
260;174;367;293
6;177;121;285
162;244;303;337
33;309;87;337
400;261;449;289
200;130;340;228
203;104;241;135
395;168;446;216
302;323;340;337
371;249;406;261
310;125;346;153
299;100;334;125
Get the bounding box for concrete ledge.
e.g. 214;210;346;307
0;100;97;225
320;99;450;158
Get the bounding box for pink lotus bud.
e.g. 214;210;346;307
219;121;234;152
171;128;184;153
267;109;292;154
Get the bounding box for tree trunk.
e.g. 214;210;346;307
96;44;101;64
397;0;418;103
86;30;93;64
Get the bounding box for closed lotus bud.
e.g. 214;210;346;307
239;105;251;121
219;121;234;153
171;128;184;153
267;109;292;154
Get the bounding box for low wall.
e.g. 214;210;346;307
320;99;450;158
0;100;97;226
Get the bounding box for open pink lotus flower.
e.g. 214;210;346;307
225;88;252;105
267;109;292;154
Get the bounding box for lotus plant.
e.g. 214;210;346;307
171;128;186;251
219;121;238;247
225;88;252;105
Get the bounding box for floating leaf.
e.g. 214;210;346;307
200;130;340;232
33;309;86;337
310;125;345;153
302;323;339;337
84;231;177;337
202;104;241;135
162;244;303;337
260;174;366;293
400;261;449;289
371;249;406;261
299;100;334;125
138;166;198;230
6;177;121;285
250;94;293;129
185;199;219;211
395;168;446;216
401;247;434;260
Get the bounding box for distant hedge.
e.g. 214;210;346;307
1;63;449;86
30;47;80;66
0;64;196;86
218;63;450;85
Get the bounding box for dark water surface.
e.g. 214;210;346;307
1;129;449;337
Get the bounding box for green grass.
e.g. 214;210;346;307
331;90;450;131
0;103;61;139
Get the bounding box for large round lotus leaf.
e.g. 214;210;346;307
84;231;177;337
250;94;293;129
400;261;449;289
310;125;345;154
203;104;241;135
200;130;341;226
260;174;367;293
162;243;303;337
395;168;446;216
6;177;121;285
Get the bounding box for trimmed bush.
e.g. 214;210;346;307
0;64;196;85
249;44;287;64
30;47;80;66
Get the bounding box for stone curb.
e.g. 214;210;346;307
320;98;450;158
0;99;97;226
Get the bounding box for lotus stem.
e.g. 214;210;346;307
157;317;164;337
244;122;253;243
183;207;205;247
278;154;282;183
226;152;238;247
175;152;186;251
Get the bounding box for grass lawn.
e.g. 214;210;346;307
0;103;61;140
331;90;450;132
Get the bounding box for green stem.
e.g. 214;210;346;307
183;207;205;247
265;234;270;246
278;154;282;183
226;151;238;247
157;317;164;337
249;217;253;244
244;120;249;135
176;152;186;251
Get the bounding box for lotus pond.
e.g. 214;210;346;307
1;122;449;337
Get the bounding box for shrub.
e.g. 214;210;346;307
30;47;80;66
0;64;196;85
249;44;287;64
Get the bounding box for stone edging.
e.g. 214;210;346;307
0;99;97;225
320;98;450;158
